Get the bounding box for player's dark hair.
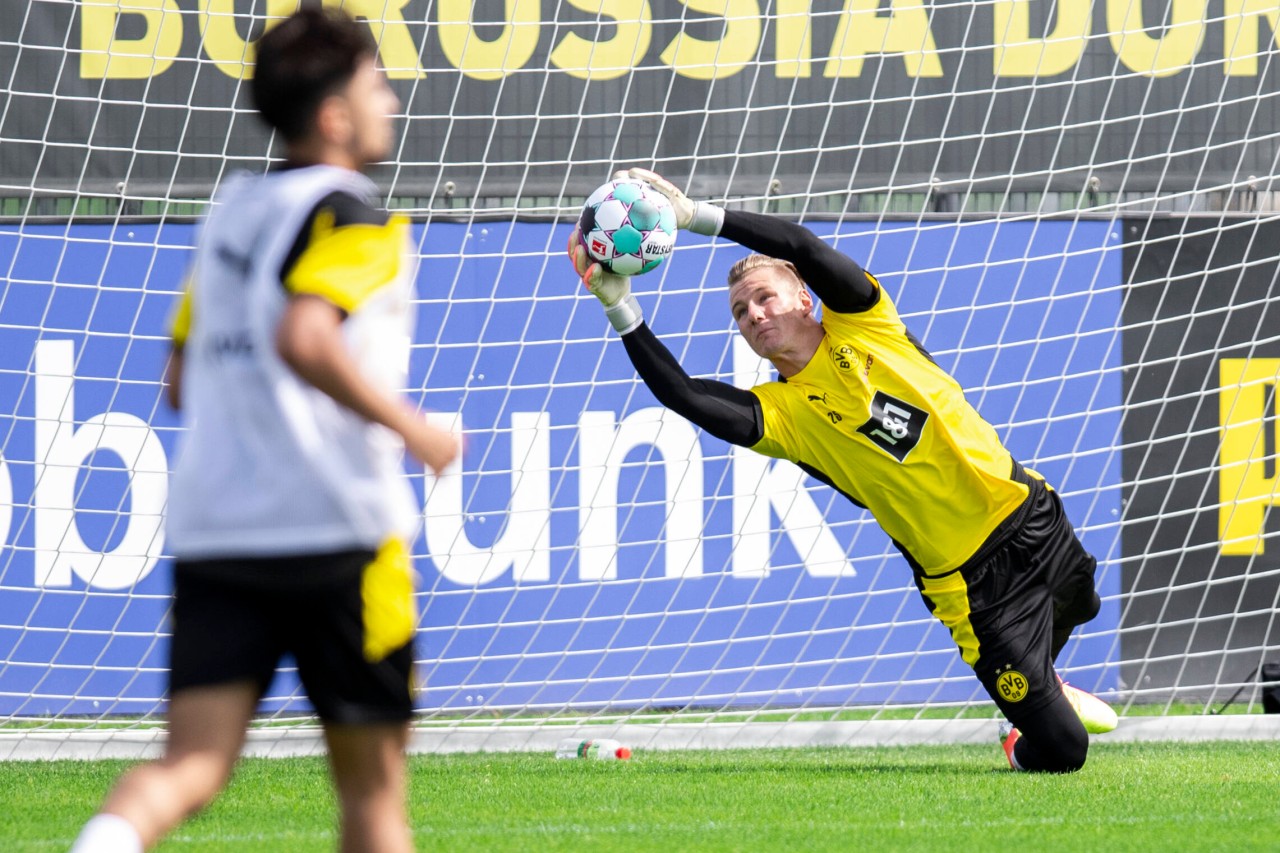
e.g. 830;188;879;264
251;7;376;143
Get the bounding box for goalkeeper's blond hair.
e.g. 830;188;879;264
727;255;805;293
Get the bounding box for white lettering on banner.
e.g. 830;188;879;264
731;336;855;578
578;408;704;580
34;340;168;589
0;456;11;548
423;411;552;584
18;343;854;590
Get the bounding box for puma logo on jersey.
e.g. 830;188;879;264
215;243;254;278
805;392;842;423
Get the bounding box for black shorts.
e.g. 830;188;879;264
915;476;1099;717
169;541;417;724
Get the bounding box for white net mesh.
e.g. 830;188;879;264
2;1;1279;752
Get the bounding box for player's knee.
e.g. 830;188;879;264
159;752;235;811
1042;724;1089;773
1011;700;1089;773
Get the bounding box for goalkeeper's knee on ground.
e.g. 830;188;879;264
1007;699;1090;773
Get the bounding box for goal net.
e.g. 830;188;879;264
2;0;1279;756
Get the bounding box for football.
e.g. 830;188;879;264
577;179;678;276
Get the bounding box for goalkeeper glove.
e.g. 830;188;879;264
568;227;643;335
626;167;724;236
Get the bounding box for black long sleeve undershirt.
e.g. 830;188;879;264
619;210;879;446
718;209;878;314
622;323;764;446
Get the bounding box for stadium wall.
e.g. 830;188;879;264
5;0;1278;200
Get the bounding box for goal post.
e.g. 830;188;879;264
2;1;1280;756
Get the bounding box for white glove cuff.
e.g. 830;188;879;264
688;202;724;236
604;293;643;335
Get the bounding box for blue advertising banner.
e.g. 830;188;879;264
0;219;1122;717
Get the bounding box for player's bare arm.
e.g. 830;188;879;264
163;347;184;411
275;293;458;474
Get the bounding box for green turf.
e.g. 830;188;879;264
2;742;1277;851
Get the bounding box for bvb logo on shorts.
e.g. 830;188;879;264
996;669;1030;703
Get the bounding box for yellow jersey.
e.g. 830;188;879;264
749;280;1031;576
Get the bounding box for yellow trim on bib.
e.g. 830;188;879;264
169;276;194;347
361;537;417;663
285;215;407;313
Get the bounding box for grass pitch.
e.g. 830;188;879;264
2;741;1277;851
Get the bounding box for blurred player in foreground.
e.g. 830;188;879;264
72;9;457;852
569;168;1117;773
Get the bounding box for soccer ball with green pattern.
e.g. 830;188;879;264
578;179;678;276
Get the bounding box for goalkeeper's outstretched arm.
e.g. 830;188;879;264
718;210;877;314
568;227;764;447
621;323;763;447
627;168;878;314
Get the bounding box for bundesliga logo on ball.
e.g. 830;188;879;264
578;179;678;276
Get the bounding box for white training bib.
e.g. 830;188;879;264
166;165;419;559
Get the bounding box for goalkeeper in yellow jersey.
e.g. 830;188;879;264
71;9;458;852
569;168;1117;773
